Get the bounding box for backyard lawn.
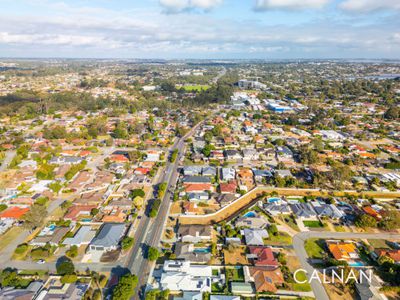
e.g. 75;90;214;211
305;238;325;259
225;266;244;281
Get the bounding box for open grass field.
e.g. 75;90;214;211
305;238;325;259
182;85;210;92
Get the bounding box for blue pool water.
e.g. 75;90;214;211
349;261;364;267
48;224;56;230
194;247;211;253
244;211;257;218
267;197;281;203
81;218;92;222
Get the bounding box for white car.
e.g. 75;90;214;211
36;259;45;264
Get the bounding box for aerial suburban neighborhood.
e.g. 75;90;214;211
0;58;399;300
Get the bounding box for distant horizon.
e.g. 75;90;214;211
1;57;400;62
1;0;399;59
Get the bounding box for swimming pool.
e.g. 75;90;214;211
243;211;257;218
193;247;211;253
267;197;281;203
349;261;364;267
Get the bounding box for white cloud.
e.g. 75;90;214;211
255;0;331;10
339;0;400;12
159;0;223;12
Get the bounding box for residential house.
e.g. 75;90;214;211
235;216;268;229
64;205;97;221
311;201;344;220
174;292;203;300
0;206;29;220
36;276;90;300
31;227;70;247
290;203;317;220
160;260;214;293
224;150;242;160
247;246;278;267
242;228;269;246
374;249;400;263
263;202;291;216
89;223;126;253
183;166;202;176
362;206;382;221
242;149;259;161
327;240;360;264
244;266;284;293
221;168;236;182
202;166;217;177
175;243;211;263
178;225;212;243
63;225;96;247
219;181;237;194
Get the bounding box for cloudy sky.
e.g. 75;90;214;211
0;0;399;59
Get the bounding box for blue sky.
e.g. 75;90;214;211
0;0;399;59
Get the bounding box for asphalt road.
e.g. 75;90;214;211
126;122;202;299
292;231;400;300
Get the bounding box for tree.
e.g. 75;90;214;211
355;214;377;228
112;273;138;300
378;255;395;265
121;237;134;250
379;210;400;231
23;204;47;229
56;259;75;275
66;245;78;258
147;247;159;261
384;106;399;120
130;189;145;198
90;208;99;216
132;196;144;209
61;274;78;284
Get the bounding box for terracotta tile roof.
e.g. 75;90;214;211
327;241;358;261
0;207;29;219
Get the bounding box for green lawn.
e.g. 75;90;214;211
281;216;300;231
303;220;323;228
265;232;293;246
335;225;346;232
291;270;312;292
305;238;325;259
368;239;391;249
182;85;210;92
225;267;244;281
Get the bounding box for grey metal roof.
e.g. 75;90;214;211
90;223;126;248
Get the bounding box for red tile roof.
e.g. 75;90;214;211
249;246;278;267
